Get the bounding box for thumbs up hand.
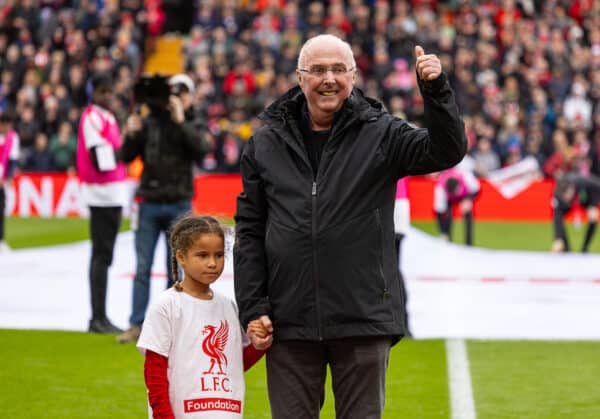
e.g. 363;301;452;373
415;45;442;81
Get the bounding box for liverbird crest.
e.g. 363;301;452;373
201;321;229;374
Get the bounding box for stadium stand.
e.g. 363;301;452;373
0;0;598;180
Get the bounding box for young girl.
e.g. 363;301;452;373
137;214;272;418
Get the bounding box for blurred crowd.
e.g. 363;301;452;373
1;0;599;178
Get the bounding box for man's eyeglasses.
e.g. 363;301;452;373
297;64;355;77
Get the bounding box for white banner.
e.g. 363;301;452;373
2;226;600;340
403;227;600;340
486;156;541;199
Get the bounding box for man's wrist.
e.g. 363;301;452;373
417;72;447;93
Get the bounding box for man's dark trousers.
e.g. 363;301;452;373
266;336;392;419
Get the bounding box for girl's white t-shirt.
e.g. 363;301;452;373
137;288;247;418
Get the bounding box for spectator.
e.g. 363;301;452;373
223;59;256;97
49;120;77;173
109;29;141;75
23;132;54;172
563;76;593;131
40;95;63;138
1;0;600;190
15;105;39;153
472;136;501;177
544;129;575;179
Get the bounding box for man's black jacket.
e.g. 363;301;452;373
234;74;466;342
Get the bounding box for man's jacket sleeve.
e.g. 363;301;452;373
234;137;270;328
383;72;467;178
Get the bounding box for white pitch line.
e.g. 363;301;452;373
446;339;476;419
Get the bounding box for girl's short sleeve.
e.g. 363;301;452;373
136;294;174;357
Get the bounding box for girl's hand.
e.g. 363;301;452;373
247;320;268;338
246;315;273;350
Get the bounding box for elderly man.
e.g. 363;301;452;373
235;34;466;418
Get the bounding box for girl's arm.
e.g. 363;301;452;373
144;350;175;419
243;344;265;371
243;319;272;370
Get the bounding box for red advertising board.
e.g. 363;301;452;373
6;173;562;221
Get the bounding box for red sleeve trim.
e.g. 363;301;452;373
243;344;265;371
144;350;175;419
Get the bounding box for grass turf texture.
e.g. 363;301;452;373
0;330;449;418
3;329;600;418
4;217;600;417
468;341;600;419
5;217;130;249
6;217;599;252
412;220;600;252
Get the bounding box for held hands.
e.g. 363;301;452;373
414;45;442;81
169;95;185;124
246;315;273;351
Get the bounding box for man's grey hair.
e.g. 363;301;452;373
297;34;356;69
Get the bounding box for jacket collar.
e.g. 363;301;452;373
259;86;386;129
259;87;386;168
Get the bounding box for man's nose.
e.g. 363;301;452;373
322;70;336;82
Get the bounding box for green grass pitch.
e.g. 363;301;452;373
2;217;600;418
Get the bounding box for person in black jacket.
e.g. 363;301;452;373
551;172;600;253
234;34;466;419
116;80;210;343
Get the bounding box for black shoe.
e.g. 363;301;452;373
88;318;124;334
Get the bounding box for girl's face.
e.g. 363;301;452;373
177;233;225;292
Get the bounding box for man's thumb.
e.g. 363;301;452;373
260;315;273;332
415;45;425;58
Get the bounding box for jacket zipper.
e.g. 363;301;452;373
311;120;352;340
282;116;325;340
374;208;390;301
310;120;344;341
311;180;323;340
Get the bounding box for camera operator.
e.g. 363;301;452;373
168;73;211;153
117;75;210;344
168;74;197;121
